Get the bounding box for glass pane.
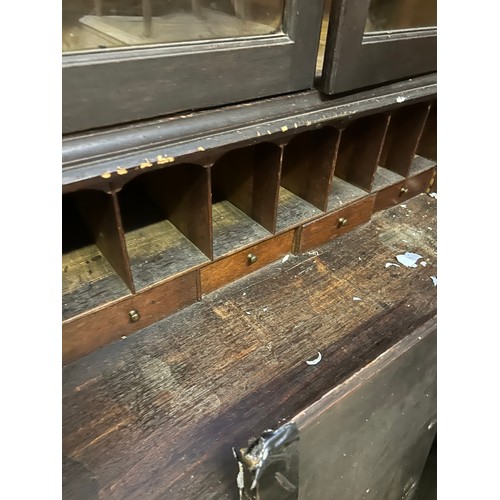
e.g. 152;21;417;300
63;0;286;53
365;0;436;32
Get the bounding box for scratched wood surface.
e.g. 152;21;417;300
63;193;437;500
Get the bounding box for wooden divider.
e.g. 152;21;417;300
416;102;437;162
62;189;133;321
211;143;281;258
380;102;431;177
118;163;211;291
334;113;390;191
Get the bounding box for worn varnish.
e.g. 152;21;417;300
63;194;436;499
62;270;199;365
297;195;375;253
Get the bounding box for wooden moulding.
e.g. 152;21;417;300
373;167;436;213
296;195;375;253
379;101;431;177
117;163;211;291
62;189;133;321
201;230;295;295
211;143;281;259
62;270;199;365
416;101;437;162
334;113;390;192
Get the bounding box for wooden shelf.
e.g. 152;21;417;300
276;186;322;233
212;200;271;259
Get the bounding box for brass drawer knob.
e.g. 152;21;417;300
129;310;141;322
338;217;348;227
400;186;409;195
247;253;258;264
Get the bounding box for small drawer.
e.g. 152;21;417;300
297;196;375;253
62;270;199;365
200;230;295;295
374;168;435;213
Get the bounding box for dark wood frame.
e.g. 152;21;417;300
321;0;436;94
63;0;324;134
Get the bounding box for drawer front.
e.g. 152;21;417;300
297;195;375;253
200;230;295;295
374;168;435;213
63;270;199;365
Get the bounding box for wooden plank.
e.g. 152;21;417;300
298;195;375;253
201;230;294;295
62;270;199;365
327;176;367;212
212;201;271;259
63;194;436;499
275;187;323;234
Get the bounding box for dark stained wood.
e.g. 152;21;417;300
62;76;437;190
321;0;436;96
373;168;435;213
416;102;437;162
212;201;272;259
138;163;213;259
371;166;405;193
73;189;135;293
275;186;323;234
117;174;210;290
62;194;436;499
281;127;340;211
62;192;133;320
297;195;375;253
63;0;324;133
334;114;390;191
408;155;437;177
327;176;367;213
62;270;199;365
380;102;431;177
211;143;281;233
200;230;294;295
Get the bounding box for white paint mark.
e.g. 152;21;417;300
245;311;251;315
353;297;362;301
396;252;423;268
396;96;406;103
385;262;400;268
420;261;427;267
431;276;437;286
306;351;322;366
400;204;407;208
429;192;437;199
263;307;268;312
121;336;127;340
282;254;290;263
366;489;370;493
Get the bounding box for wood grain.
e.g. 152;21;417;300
62;270;198;365
63;194;436;500
297;195;375;253
373;168;435;212
380;102;431;176
200;230;294;295
281;127;340;211
334;113;390;191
